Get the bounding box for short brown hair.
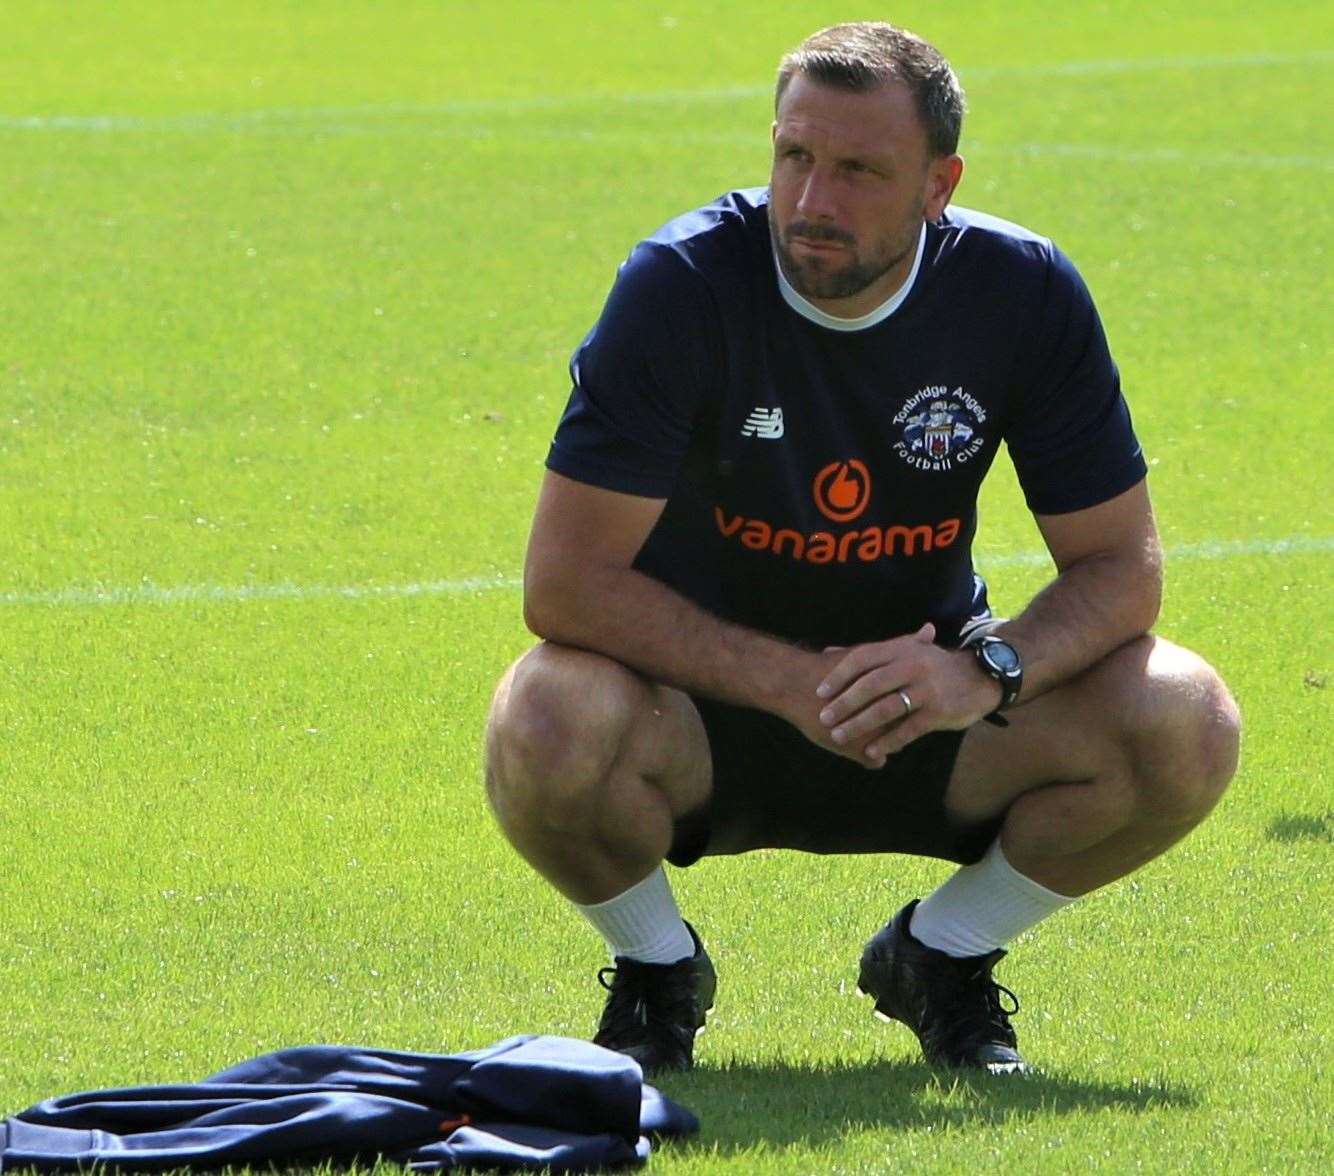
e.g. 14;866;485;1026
775;22;966;157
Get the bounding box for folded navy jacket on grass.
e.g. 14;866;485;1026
0;1035;697;1172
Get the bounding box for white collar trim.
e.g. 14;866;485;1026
774;222;925;332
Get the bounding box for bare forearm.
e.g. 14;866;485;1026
523;563;812;716
998;547;1162;703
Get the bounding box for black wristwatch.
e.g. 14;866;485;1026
972;636;1023;727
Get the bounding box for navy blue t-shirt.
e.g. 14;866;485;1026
546;188;1145;648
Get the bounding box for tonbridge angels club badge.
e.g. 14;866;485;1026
892;385;988;472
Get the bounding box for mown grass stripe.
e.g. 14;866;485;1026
3;536;1328;609
2;49;1328;133
2;114;1327;171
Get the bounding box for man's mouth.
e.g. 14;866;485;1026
791;236;846;254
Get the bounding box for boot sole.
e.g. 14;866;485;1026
855;976;1031;1075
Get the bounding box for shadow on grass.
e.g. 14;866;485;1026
655;1057;1196;1155
1266;811;1333;844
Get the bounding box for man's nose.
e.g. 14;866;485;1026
795;166;837;221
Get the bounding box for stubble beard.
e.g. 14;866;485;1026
769;205;923;303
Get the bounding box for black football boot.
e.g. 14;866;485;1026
857;900;1030;1075
592;922;716;1075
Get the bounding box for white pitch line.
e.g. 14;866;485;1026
0;86;771;132
980;535;1334;568
0;575;522;608
1;49;1328;133
1;536;1329;609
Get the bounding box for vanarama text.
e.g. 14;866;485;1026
714;507;960;563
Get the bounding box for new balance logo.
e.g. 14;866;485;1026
740;407;784;439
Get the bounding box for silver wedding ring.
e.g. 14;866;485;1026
898;689;913;716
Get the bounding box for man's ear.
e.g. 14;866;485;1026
925;154;964;220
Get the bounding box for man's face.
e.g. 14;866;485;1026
769;74;962;316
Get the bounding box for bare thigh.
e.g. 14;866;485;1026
944;635;1193;824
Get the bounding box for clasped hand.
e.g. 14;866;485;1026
802;623;1002;769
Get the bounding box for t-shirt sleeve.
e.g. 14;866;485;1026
545;242;718;498
1004;245;1148;514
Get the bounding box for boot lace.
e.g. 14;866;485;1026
932;964;1021;1057
595;961;695;1055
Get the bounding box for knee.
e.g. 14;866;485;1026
1119;639;1241;824
484;643;645;826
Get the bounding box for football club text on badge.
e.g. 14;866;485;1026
892;385;988;472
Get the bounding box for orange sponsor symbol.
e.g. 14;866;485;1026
813;459;872;523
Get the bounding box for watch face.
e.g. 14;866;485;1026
986;642;1021;673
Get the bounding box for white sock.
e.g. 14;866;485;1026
573;866;695;964
910;839;1078;958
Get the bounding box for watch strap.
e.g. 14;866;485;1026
973;636;1022;721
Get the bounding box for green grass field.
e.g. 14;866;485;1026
2;1;1331;1171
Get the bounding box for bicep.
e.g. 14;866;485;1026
1033;478;1160;573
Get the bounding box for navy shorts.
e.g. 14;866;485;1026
666;697;1002;868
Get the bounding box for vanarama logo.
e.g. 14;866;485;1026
714;457;960;565
813;460;871;522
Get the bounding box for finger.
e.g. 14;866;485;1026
819;663;906;727
830;740;886;770
821;640;943;725
816;626;936;699
866;711;936;759
816;640;907;701
828;688;917;745
824;731;890;770
816;644;882;700
816;661;901;725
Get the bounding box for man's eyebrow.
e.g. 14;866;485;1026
774;128;895;163
849;150;897;170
